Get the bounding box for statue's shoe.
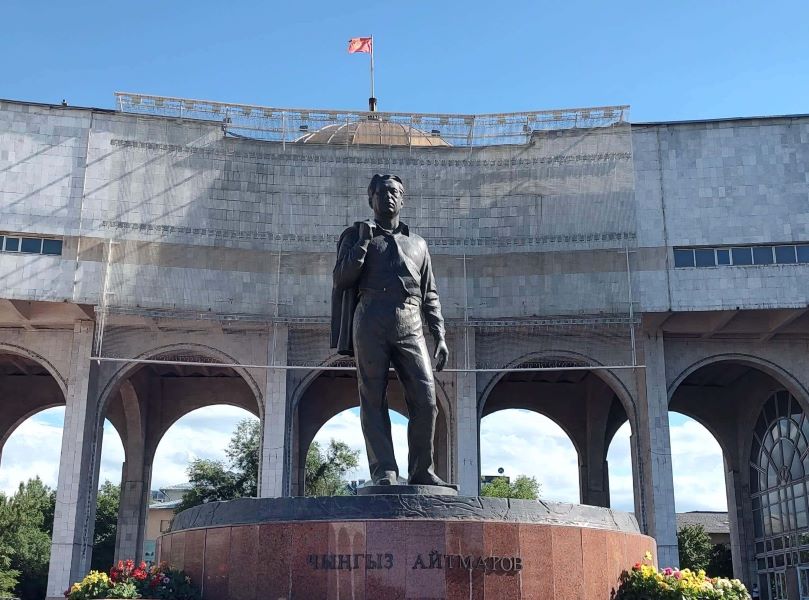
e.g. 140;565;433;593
373;471;398;486
408;473;457;489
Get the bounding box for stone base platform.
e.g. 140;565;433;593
158;495;656;599
356;483;459;496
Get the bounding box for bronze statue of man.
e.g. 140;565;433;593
331;174;450;487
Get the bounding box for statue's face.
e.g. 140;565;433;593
369;178;404;219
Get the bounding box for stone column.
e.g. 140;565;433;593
636;330;678;568
46;322;101;599
579;458;610;508
113;380;150;562
455;328;479;496
259;324;288;497
114;462;151;563
579;377;612;508
724;461;754;583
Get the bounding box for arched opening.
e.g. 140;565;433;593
1;406;65;493
668;356;806;587
480;409;579;502
478;360;634;508
147;405;259;560
1;409;125;530
0;402;125;595
99;349;262;563
0;351;65;472
749;390;809;600
289;359;452;496
308;407;408;491
150;405;260;491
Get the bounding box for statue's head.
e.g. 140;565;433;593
367;174;405;219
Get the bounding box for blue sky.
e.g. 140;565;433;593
2;0;808;121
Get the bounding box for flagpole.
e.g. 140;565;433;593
369;36;376;112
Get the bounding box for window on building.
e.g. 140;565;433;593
0;234;62;256
674;249;695;268
732;247;753;265
675;244;809;269
753;246;775;265
20;238;42;254
42;239;63;255
160;519;172;533
799;565;809;600
694;248;716;267
775;246;798;264
751;391;809;600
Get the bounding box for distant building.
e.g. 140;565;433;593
481;475;510;485
143;484;190;562
677;511;731;547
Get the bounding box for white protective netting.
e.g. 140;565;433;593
86;95;636;372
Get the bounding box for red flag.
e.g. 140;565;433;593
348;37;372;54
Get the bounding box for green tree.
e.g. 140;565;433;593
175;459;242;514
176;420;360;510
0;509;20;597
91;481;120;571
0;553;19;599
304;440;360;497
0;478;55;600
176;418;260;513
480;475;540;499
707;542;734;578
677;524;714;572
225;419;260;497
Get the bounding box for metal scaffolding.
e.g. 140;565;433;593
115;92;629;147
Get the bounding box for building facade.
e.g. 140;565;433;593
1;95;808;599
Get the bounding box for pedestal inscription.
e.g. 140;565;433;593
159;495;656;599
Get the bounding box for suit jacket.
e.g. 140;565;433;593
330;220;445;356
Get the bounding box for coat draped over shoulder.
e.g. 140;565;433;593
330;223;362;356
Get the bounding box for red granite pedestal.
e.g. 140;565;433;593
158;496;656;600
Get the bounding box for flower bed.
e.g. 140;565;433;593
616;554;751;600
65;560;200;600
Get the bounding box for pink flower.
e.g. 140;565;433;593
663;568;673;576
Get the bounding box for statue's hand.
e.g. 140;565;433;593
434;340;449;372
358;221;373;245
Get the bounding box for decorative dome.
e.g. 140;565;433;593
296;118;450;147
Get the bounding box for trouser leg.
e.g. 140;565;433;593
353;304;398;482
391;327;438;483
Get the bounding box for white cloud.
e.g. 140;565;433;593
150;406;257;490
480;410;581;504
607;422;635;511
606;416;728;513
669;415;727;512
100;422;125;487
0;410;63;495
0;408;125;494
